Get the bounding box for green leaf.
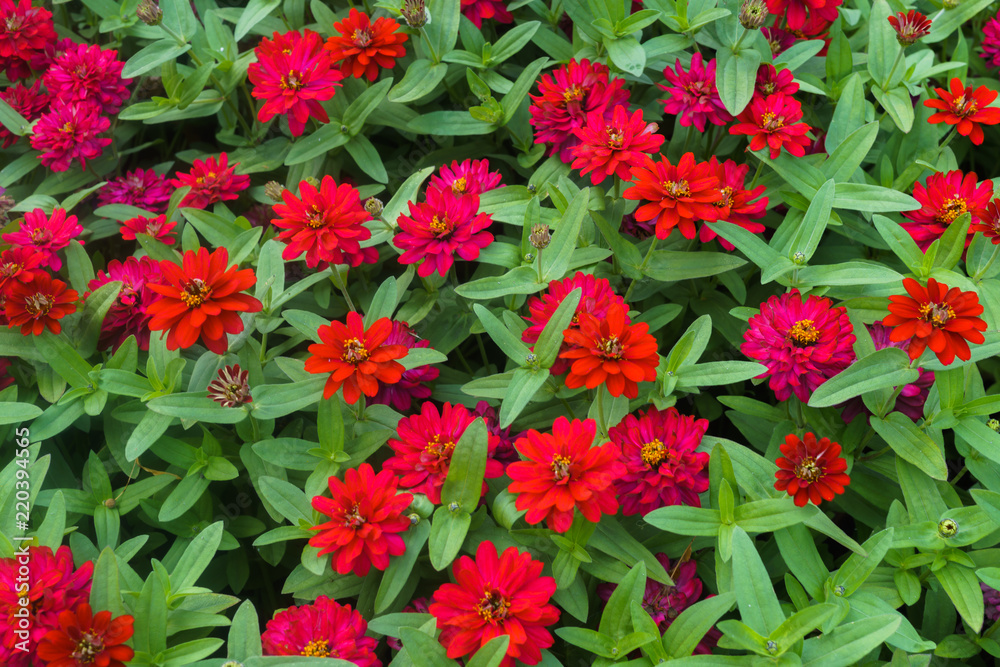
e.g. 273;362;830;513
542;189;588;281
872;85;915;133
454;266;544;300
831;528;894;598
872;214;924;272
871;412;948;480
234;0;280;40
344;78;393;135
466;635;512;667
181;208;240;247
606;35;645;76
35;330;93;389
801;615;901;667
825;74;866;154
345;135;387;183
789;180;834;262
251;377;326;419
408;111;495;135
375;520;430;613
257;476;313;524
645;505;722;536
954;420;1000;465
932;212;972;271
284;122;350;165
662;592;737;658
398;626;460;666
734;498;813;533
732;526;784;635
122;39;191;78
90;547;124;617
0;98;30;137
491;21;540;63
599;561;646;638
134;569;168;655
147;393;250;424
228;601;263;661
424;0;461;61
158;473;209;522
867;0;902;87
389;61;447;103
499;367;550;428
428;506;471;570
794;261;903;287
717;619;769;654
936;564;984;633
822;122;879;183
0;402;42;425
717;48;760;116
833;183;920;212
768;605;839;656
76;280;123;359
534;288;581;368
171;521;223;590
441;419;489;510
925;0;994;43
807;348;919;407
706;220;794;282
644;250;747;282
35;490;65;550
473;304;531;363
500;57;549;124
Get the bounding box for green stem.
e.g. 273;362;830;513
732;27;749;52
595;388;607;436
881;47;905;91
749;158;766;190
331;267;357;312
622;237;659;303
536;246;544;283
259;331;268;364
974;244;1000;281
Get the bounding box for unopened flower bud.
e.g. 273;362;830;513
136;0;163;26
792;251;806;265
408;513;420;525
401;0;428;28
365;197;384;217
739;0;768;30
448;501;460;512
988;418;1000;432
264;181;284;202
103;498;117;509
530;224;551;249
221;662;244;667
943;0;958;8
302;176;320;190
938;518;958;538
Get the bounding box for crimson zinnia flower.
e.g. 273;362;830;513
3;207;82;271
624;152;721;241
701;157;768;248
30;100;111;172
386;401;504;504
305;311;408;403
395;187;494;277
774;433;850;507
762;26;796;56
430;541;560;667
262;596;379;663
207;364;252;408
570;105;664;185
461;0;513;28
43;42;131;114
765;0;841;31
120;214;177;245
324;8;407;81
369;320;440;411
97;168;173;212
170;153;251;209
983;11;1000;68
37;603;134;667
741;290;856;402
0;80;48;148
901;169;993;251
429;158;503;196
272;175;378;269
0;0;56;81
87;256;162;351
560;302;660;399
5;273;78;335
755;64;799;98
924;78;1000;146
973;198;1000;243
730;93;812;159
888;10;932;47
249;29;344;137
146;247;263;355
309;462;413;576
659;53;732;132
507;416;625;533
0;246;44;297
883;278;987;365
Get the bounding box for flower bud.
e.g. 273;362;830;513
739;0;768;30
401;0;429;28
943;0;958;9
302;176;321;190
264;181;284;202
529;224;551;249
365;197;384;217
988;418;1000;432
103;498;117;509
136;0;163;26
938;518;958;538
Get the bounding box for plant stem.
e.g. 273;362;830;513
622;237;659;303
974;244;1000;281
732;27;749;52
881;47;905;91
331;267;357;312
749;157;766;190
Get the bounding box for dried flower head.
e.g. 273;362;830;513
264;180;284;202
530;224;551;249
739;0;768;30
401;0;428;27
136;0;162;25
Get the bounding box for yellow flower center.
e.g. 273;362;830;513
301;639;330;657
662;179;691;198
24;293;53;317
425;434;456;457
451;177;467;194
788;319;819;345
551;455;572;481
343;504;366;528
73;632;104;663
794;457;822;483
761;111;785;131
429;215;451;234
641;439;667;467
281;69;305;90
341;338;369;364
716;185;734;209
919;302;956;326
61;121;75;134
938;197;968;224
352;28;373;47
607;128;624;148
562;85;585;102
180;279;211;308
476;589;511;623
598;335;624;359
306;204;325;229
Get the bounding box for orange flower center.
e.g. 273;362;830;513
761;111;785;131
343;504;366;528
641;439;667;467
476;589;511;623
551;455;572;481
306;204;325;228
794;456;822;483
301;639;330;657
662;179;691;199
72;631;105;663
562;85;585;102
788;319;819;345
598;335;624;359
451;177;467;194
938;197;968;224
607;128;624;148
180;278;212;308
429;215;451;235
919;302;956;326
341;338;370;364
281;69;305;90
352;28;373;48
24;292;53;318
425;434;456;457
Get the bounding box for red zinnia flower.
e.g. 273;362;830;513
97;168;172;212
701;157;768;248
774;433;850;507
0;246;44;296
386;401;504;504
43;42;131;114
5;272;78;335
507;416;625;533
741;290;856;402
624;152;721;241
30;100;111;172
754;64;799;98
37;603;134;667
369;320;440;411
609;407;710;516
901;170;993;251
324;9;407;81
924;78;1000;146
304;311;408;403
170;153;250;209
87;256;162;351
529;58;630;162
883;277;987;365
2;207;82;271
0;0;56;81
395;187;494;277
973;198;1000;243
570;105;664;185
765;0;841;31
461;0;513;28
262;596;380;664
430;541;560;667
983;11;1000;68
249;29;344;137
659;53;732;132
730;93;812;159
309;463;413;576
429;158;503;196
120;214;177;245
146;247;263;355
888;10;932;47
0;81;48;148
206;364;252;408
560;302;660;399
271;175;378;269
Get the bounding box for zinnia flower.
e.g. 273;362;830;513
762;26;796;56
460;0;513;27
0;80;48;148
120;214;177;245
395;187;494;277
765;0;841;31
309;462;413;576
5;272;78;335
888;10;932;47
754;64;799;97
249;29;344;137
37;603;134;667
304;311;408;403
170;152;251;209
729;93;812;159
973;198;1000;243
507;416;625;533
87;256;162;351
2;207;82;271
624;152;721;241
741;290;856;402
207;364;252;407
0;0;56;81
369;320;440;411
529;58;630;162
43;42;131;114
560;302;660;399
609;407;710;516
472;401;522;466
429;158;503;196
774;432;850;507
97;168;172;212
262;596;380;663
883;277;987;365
901;170;993;251
924;78;1000;146
271;175;378;269
430;541;560;667
0;358;14;391
30;100;111;172
146;246;263;355
659;53;732;132
0;246;44;296
983;11;1000;68
570;105;665;185
324;8;408;81
984;583;1000;623
701;157;768;248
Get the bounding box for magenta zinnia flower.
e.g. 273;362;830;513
0;0;56;81
571;105;664;185
262;596;380;664
429;158;503;196
369;320;440;411
97;168;173;212
755;64;799;97
3;207;82;271
395;187;494;277
461;0;513;28
609;407;710;516
742;290;857;402
983;11;1000;68
170;152;251;209
901;169;993;251
985;583;1000;623
659;53;732;132
0;80;48;148
43;42;131;114
30;100;111;172
86;256;163;351
472;400;522;466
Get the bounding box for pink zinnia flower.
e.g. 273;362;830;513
755;64;799;97
170;152;250;209
659;53;732;132
97;168;173;212
0;80;48;148
701;157;768;248
43;42;131;114
0;0;56;81
262;596;380;664
529;58;630;162
369;321;440;411
983;11;1000;68
901;169;993;251
120;214;177;245
395;187;494;277
609;407;710;516
742;290;857;402
3;207;82;271
86;256;163;351
429;158;503;196
461;0;513;27
30;100;111;172
571;105;664;185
